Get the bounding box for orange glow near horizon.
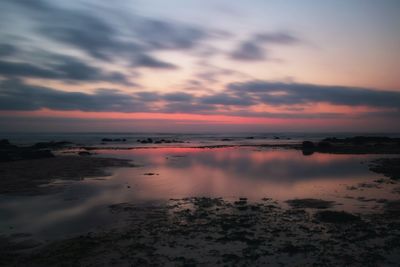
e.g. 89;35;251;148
0;108;355;126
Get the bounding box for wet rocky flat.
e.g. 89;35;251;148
2;197;399;267
1;137;400;266
0;156;135;195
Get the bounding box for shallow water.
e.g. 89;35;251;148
0;147;396;240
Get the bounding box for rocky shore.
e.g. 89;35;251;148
300;136;400;155
0;139;135;195
2;197;399;266
0;136;399;266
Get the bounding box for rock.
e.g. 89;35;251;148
31;141;72;149
302;141;315;149
317;141;331;149
323;136;400;144
138;138;153;144
286;198;335;209
369;158;400;180
0;139;15;149
302;141;315;155
315;210;361;223
384;200;400;217
101;138;126;142
78;151;92;156
0;147;54;162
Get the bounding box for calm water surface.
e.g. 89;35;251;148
0;147;395;240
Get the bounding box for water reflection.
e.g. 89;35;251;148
101;147;381;200
0;147;389;240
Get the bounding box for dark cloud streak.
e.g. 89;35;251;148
1;79;398;121
228;81;400;108
230;32;300;61
0;57;133;85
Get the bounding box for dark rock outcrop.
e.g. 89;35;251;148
101;138;126;142
31;141;72;149
0;140;55;162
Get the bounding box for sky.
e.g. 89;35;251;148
0;0;399;132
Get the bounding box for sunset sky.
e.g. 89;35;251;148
0;0;399;132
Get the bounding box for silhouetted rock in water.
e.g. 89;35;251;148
302;141;315;149
317;141;331;149
300;136;400;154
245;136;254;139
286;198;335;209
323;136;400;144
315;210;360;223
31;141;72;149
221;138;233;141
302;150;314;156
301;141;315;155
274;136;280;140
78;151;92;156
138;138;153;144
369;158;400;180
101;138;126;142
137;138;183;144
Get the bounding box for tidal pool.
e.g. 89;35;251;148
0;147;396;240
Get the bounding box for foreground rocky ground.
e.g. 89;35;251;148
1;197;399;267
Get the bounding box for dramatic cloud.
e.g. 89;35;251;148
254;33;299;44
2;0;210;68
0;44;17;58
131;18;208;50
0;56;133;85
230;42;265;61
200;93;255;106
132;54;178;69
163;92;193;102
1;79;399;121
230;32;300;61
227;81;400;108
0;79;146;112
